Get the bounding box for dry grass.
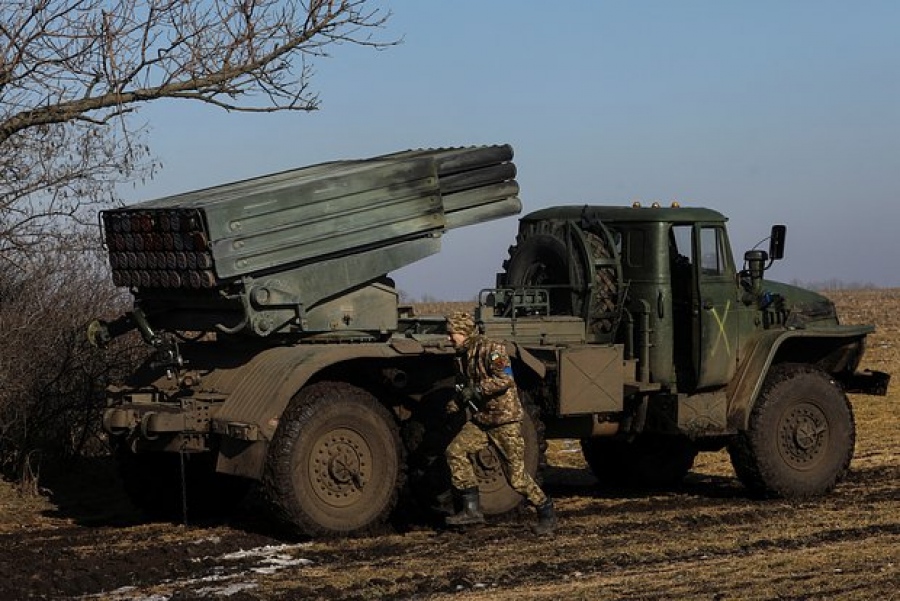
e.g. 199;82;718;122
0;289;896;600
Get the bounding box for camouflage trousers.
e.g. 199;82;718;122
445;420;547;507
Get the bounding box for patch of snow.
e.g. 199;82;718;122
80;543;315;600
193;582;259;597
80;586;170;601
250;555;314;575
220;543;311;561
192;535;222;545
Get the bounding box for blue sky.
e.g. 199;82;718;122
128;1;900;300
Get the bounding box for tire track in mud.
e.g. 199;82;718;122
0;461;895;600
285;465;899;600
321;519;899;601
464;542;896;601
0;524;285;599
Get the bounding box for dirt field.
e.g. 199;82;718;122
1;290;897;600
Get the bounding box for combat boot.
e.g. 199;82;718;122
532;498;557;536
445;487;485;526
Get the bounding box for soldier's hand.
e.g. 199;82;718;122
455;384;474;402
455;385;483;412
471;386;483;405
446;399;460;414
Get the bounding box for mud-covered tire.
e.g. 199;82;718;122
115;446;248;521
263;381;404;538
728;363;855;498
521;389;549;473
580;434;698;490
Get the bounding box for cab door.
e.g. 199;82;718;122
694;224;740;388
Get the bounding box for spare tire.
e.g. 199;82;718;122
502;220;592;317
502;219;621;339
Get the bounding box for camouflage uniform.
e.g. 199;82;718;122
445;317;547;508
446;421;547;507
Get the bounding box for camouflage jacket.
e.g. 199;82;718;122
457;334;523;427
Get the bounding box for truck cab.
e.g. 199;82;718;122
487;202;888;496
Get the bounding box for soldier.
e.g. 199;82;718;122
443;311;557;536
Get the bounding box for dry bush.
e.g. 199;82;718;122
0;235;146;480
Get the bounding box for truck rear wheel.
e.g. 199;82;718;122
728;363;855;498
263;381;404;538
580;434;698;490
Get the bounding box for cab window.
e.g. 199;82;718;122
699;226;727;276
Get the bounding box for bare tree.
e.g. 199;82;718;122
0;0;394;259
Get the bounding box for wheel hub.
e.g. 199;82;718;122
310;429;369;507
779;403;828;469
327;448;361;484
475;447;500;471
471;447;507;492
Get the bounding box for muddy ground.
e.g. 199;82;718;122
1;290;897;601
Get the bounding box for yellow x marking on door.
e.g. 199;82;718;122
710;300;732;356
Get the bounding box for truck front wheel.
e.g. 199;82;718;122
263;381;404;538
728;363;855;498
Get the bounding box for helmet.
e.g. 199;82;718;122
446;311;476;336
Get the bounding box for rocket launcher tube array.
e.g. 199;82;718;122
101;145;521;292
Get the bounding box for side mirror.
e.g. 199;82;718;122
769;225;786;261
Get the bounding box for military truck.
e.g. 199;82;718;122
484;204;888;497
90;145;889;538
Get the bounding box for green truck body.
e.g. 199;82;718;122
91;146;889;538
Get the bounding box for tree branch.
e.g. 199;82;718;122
0;0;396;259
